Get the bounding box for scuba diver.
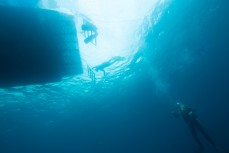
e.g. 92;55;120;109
173;102;224;153
81;22;98;44
92;56;125;76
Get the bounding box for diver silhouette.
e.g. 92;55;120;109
173;102;224;153
81;22;98;44
92;56;125;76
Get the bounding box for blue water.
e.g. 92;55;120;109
0;0;229;153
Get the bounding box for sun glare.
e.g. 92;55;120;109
41;0;159;69
77;0;158;66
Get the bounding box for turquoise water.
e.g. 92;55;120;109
0;0;229;153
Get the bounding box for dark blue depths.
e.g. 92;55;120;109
0;0;229;153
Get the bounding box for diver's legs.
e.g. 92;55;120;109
189;125;204;152
195;119;216;147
